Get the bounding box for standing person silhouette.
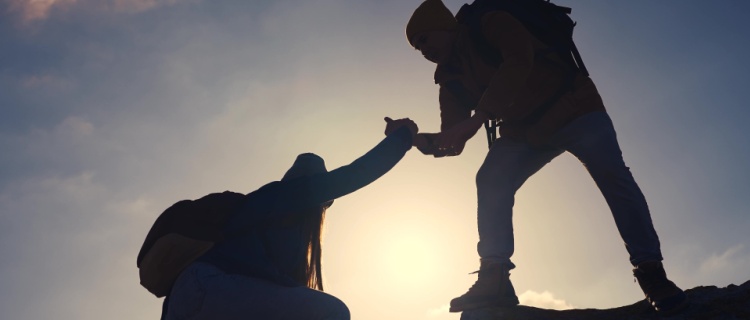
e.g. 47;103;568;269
392;0;688;315
163;121;417;320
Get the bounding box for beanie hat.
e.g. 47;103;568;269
405;0;457;47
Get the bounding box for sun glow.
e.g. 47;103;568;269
372;222;442;293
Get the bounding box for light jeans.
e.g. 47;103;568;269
476;112;663;267
166;262;350;320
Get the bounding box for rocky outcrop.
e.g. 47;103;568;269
461;280;750;320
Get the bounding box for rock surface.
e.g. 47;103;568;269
460;280;750;320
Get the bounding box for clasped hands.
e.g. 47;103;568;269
383;117;418;137
384;114;487;157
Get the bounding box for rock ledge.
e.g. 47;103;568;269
461;280;750;320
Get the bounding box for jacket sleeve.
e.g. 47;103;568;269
241;126;413;223
474;11;535;119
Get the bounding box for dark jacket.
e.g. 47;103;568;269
433;11;605;146
195;127;413;286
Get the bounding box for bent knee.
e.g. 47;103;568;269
476;164;516;192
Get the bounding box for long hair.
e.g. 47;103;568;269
292;206;326;291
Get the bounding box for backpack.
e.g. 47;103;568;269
136;191;247;297
447;0;588;147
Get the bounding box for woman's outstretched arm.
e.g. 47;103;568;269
226;125;415;229
229;125;414;227
270;125;413;213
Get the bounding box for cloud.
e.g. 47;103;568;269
6;0;77;23
6;0;194;24
109;0;194;14
427;304;449;317
519;290;574;310
5;114;96;158
57;116;94;136
700;244;747;273
20;74;73;90
425;291;573;317
0;170;162;319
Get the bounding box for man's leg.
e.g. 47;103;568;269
550;111;662;264
550;111;687;314
450;137;561;312
476;137;563;266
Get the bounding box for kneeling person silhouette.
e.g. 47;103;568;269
144;122;416;320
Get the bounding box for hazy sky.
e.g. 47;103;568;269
1;1;749;319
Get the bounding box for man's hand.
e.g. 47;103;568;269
436;111;488;151
384;117;418;137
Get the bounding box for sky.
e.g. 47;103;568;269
1;0;749;319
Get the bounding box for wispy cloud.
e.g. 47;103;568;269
7;0;77;23
519;290;574;310
700;244;747;273
3;115;96;161
6;0;194;24
0;169;161;319
425;290;573;317
427;304;449;317
20;74;73;90
56;116;95;136
108;0;194;14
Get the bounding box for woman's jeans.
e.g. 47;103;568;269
476;112;663;268
166;262;350;320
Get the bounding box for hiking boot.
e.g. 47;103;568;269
449;261;519;312
633;261;689;315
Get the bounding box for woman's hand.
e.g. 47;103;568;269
384;117;419;136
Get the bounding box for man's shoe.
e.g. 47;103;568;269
633;261;689;315
449;261;519;312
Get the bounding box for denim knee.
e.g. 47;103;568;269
476;163;515;194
